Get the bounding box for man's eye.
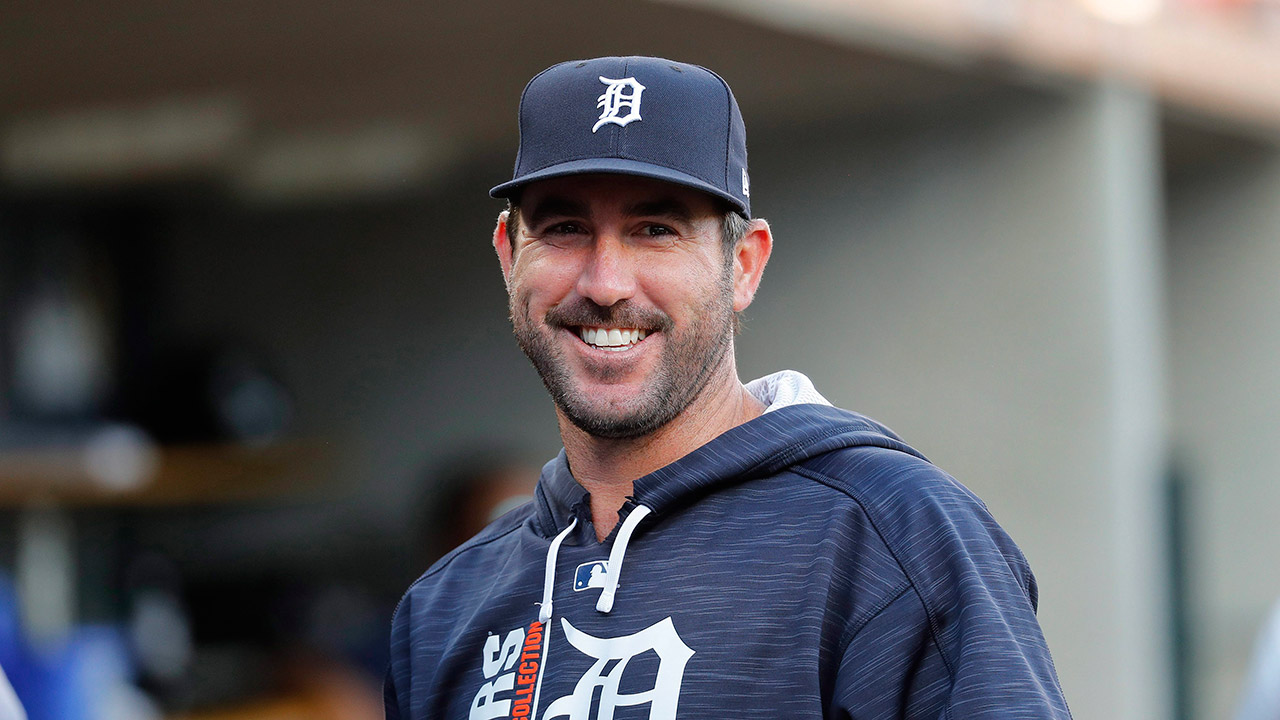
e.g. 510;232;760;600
643;224;675;237
544;222;586;235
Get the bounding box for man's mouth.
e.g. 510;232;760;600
577;326;649;352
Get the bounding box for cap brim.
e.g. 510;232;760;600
489;158;749;217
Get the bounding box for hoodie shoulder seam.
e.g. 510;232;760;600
788;463;959;684
836;581;913;654
749;419;895;475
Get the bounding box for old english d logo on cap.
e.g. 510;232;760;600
594;77;645;132
490;56;752;217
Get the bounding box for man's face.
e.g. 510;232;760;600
499;174;737;439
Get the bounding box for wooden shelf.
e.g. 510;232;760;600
0;441;333;508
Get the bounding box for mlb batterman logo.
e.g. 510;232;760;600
573;561;608;591
593;76;645;132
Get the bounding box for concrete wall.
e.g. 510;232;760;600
1169;146;1280;720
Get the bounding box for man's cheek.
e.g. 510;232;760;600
507;286;533;325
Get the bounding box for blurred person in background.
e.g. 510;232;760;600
418;452;539;563
1235;597;1280;720
386;56;1071;719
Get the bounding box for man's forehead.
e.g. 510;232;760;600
519;174;720;218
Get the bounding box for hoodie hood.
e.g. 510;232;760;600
527;370;932;621
532;370;928;540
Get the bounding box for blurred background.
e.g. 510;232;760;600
1;0;1279;718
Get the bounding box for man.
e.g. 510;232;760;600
386;56;1071;719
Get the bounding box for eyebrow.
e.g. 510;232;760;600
525;196;590;228
624;198;694;224
525;195;697;229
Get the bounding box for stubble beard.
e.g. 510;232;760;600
510;269;736;440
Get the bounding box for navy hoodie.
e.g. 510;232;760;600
386;372;1071;719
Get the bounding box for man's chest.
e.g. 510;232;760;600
422;529;856;720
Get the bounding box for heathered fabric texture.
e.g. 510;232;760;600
386;402;1071;719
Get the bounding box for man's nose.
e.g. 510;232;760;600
575;234;636;307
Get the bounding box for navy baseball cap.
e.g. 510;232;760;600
490;56;751;217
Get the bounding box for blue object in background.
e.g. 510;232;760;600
0;574;33;720
0;572;156;720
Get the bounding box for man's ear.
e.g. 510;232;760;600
732;218;772;312
493;210;514;286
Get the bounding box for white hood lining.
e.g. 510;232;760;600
745;370;832;413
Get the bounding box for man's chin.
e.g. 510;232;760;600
556;391;677;440
562;410;664;440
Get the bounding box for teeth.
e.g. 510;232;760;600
578;327;649;349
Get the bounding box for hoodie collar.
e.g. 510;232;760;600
534;449;589;538
531;371;925;537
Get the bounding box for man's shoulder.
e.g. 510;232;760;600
793;437;982;515
784;429;1035;602
759;402;974;516
722;401;995;552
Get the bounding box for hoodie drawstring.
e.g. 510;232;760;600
596;504;652;614
539;504;653;619
539;517;578;623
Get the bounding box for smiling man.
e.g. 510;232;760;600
386;56;1072;720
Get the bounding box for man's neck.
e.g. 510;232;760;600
558;366;766;541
